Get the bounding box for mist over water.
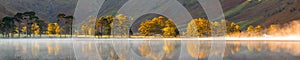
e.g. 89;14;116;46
269;20;300;37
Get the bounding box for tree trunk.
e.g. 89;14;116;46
7;33;10;38
39;28;42;38
18;23;21;38
11;33;14;38
26;20;28;38
40;30;42;38
71;23;73;38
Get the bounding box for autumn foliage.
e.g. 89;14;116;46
138;16;178;37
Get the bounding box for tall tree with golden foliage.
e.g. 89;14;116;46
254;25;262;36
46;23;54;34
114;14;130;37
187;18;211;37
81;25;87;35
138;16;178;37
53;23;60;35
31;23;40;37
187;19;199;37
247;25;254;36
163;20;177;37
46;23;60;35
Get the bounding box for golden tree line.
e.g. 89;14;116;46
138;16;281;37
1;12;282;38
138;16;178;37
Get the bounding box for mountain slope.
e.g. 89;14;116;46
0;0;299;29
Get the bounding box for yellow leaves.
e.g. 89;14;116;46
116;14;128;23
81;25;87;35
212;21;220;27
268;24;279;35
31;23;40;34
88;28;94;35
15;28;19;33
162;27;177;37
47;23;60;35
234;25;240;31
187;20;199;37
22;26;27;33
55;26;60;35
247;25;254;36
116;14;126;20
187;18;211;37
254;25;262;36
152;17;164;27
246;25;263;37
138;16;177;36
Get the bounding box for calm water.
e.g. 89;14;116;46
0;39;300;60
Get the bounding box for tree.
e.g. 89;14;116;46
22;26;27;34
53;23;60;35
162;27;177;37
232;25;241;36
57;14;66;20
138;20;153;35
36;20;47;37
56;13;66;37
94;15;114;35
64;16;74;37
227;22;236;34
163;20;177;37
0;20;4;37
187;19;199;37
95;17;104;37
106;15;114;35
138;16;178;37
2;16;16;38
247;25;254;36
14;13;23;38
254;25;262;36
268;24;279;35
114;14;130;37
211;21;221;36
23;11;38;37
46;23;60;36
81;24;87;35
197;18;211;37
31;23;40;37
187;18;211;37
46;23;54;35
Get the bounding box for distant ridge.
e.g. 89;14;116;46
0;0;299;29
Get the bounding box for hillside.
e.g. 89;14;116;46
0;0;299;29
0;3;18;18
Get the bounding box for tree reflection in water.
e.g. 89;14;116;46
1;40;300;60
